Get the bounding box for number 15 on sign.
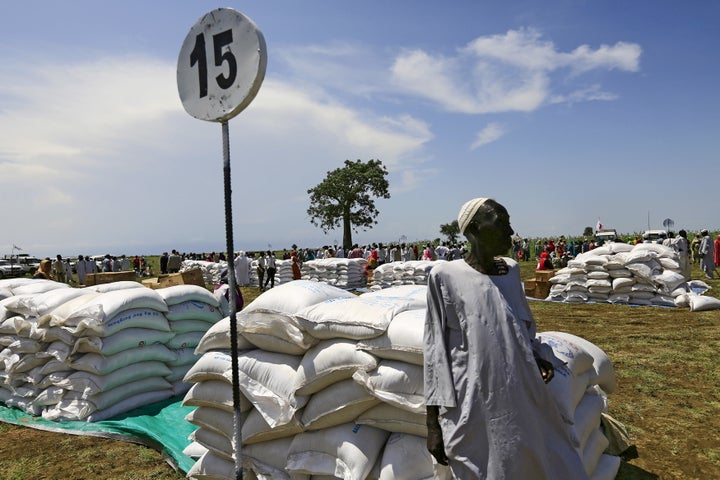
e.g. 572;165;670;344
177;8;267;123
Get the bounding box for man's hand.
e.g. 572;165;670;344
535;355;555;383
426;406;449;465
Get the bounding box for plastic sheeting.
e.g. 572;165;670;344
0;396;197;474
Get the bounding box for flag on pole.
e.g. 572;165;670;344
595;220;603;232
13;244;22;251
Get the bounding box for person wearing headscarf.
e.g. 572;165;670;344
424;197;587;479
33;258;53;280
365;248;378;282
291;250;302;280
714;235;720;269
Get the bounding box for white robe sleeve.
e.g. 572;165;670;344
423;268;457;408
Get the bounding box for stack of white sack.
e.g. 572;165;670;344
183;281;622;480
156;285;224;397
274;259;294;286
0;280;223;422
368;260;436;291
300;258;368;289
547;242;720;311
536;331;623;479
181;260;228;286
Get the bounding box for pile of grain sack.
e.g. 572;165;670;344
300;258;368;289
0;278;224;421
546;242;720;311
183;280;622;480
182;258;369;290
367;260;437;291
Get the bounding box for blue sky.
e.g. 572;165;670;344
1;1;718;258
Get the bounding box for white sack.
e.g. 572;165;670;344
194;318;256;354
378;433;436;480
286;423;389;480
356;403;428;437
295;339;378;396
688;294;720;312
296;296;415;340
242;436;294;480
54;361;172;394
352;360;425;414
69;344;176;375
242;408;304;444
184;350;303;427
187;451;236;480
301;378;381;431
185;406;237;440
71;328;175;356
157;285;220;307
542;331;616;394
182;379;253;413
356;309;425;366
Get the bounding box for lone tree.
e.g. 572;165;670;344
307;159;390;251
440;220;460;244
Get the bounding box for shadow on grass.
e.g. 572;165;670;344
617;447;659;480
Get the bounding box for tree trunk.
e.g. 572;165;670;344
342;208;353;251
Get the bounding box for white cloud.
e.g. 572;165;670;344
470;122;506;150
0;54;434;256
390;28;641;114
0;55;178;173
274;42;390;98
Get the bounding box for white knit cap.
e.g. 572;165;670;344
458;197;491;234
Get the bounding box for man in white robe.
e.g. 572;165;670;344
699;229;716;279
424;198;586;480
76;255;87;285
233;251;251;286
672;230;691;280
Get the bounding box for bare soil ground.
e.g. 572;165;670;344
1;274;719;480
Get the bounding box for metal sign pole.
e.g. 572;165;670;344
177;9;266;478
221;120;243;479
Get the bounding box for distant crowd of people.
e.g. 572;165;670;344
221;242;470;290
523;229;720;281
29;229;720;287
32;254;153;284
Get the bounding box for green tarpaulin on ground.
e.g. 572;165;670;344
0;396;197;473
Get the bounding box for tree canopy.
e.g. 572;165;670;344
440;220;460;244
307;159;390;250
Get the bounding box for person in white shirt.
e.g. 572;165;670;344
435;243;450;261
263;251;277;289
377;243;387;265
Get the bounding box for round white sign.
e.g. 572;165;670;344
177;8;267;122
